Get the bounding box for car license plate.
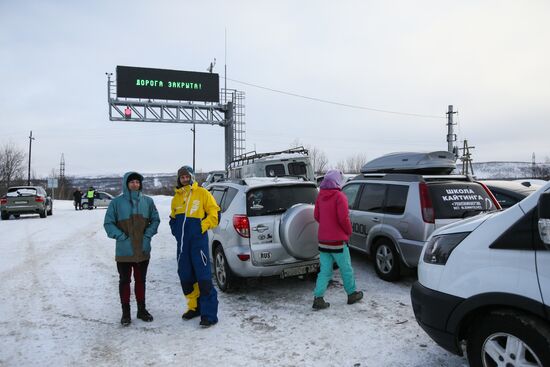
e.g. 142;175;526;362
15;201;27;204
281;263;319;278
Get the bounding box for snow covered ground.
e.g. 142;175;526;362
0;198;468;367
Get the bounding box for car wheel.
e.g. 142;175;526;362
1;212;9;220
47;206;53;216
14;214;20;218
467;311;550;367
39;209;46;218
373;239;401;281
213;245;237;292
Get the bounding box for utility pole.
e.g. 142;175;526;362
60;153;65;198
191;124;196;171
27;131;35;185
446;105;457;157
459;140;475;176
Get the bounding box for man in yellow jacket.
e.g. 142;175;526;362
169;166;220;327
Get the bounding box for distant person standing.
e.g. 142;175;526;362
312;169;363;310
104;172;160;326
86;187;95;209
169;165;220;327
72;188;83;210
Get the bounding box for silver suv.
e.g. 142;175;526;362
1;186;53;220
341;173;500;281
207;177;320;291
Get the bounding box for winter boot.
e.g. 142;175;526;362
121;304;131;326
347;291;364;305
136;302;153;322
199;316;217;328
312;297;330;310
182;308;201;320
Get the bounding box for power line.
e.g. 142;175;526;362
224;77;445;119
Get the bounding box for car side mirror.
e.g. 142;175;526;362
538;192;550;247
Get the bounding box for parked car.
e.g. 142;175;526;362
411;181;550;366
228;146;316;182
201;170;227;187
81;191;114;209
1;186;53;220
341;173;501;281
480;180;541;209
206;177;320;291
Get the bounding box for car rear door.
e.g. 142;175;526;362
6;187;37;210
246;184;317;264
427;181;497;229
349;183;386;252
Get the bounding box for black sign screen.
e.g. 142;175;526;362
116;65;219;102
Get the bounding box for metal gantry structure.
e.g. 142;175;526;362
106;74;245;168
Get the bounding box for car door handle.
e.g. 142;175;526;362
252;224;269;232
371;217;380;223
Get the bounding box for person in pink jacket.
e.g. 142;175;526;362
312;169;363;310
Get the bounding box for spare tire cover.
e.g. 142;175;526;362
279;203;319;260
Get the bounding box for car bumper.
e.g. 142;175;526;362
224;245;319;278
2;205;45;214
410;281;464;355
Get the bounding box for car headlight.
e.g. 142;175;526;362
423;232;470;265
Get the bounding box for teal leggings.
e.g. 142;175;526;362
313;245;356;297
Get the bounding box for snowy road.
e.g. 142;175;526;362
0;198;468;367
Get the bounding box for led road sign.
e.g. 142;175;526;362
116;65;220;102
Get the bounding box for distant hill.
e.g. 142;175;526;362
456;161;550;179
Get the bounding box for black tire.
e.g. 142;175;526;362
467;310;550;367
39;210;46;218
213;245;238;292
14;214;20;218
373;239;401;281
1;212;9;220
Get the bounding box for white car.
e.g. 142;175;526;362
81;191;114;209
411;181;550;366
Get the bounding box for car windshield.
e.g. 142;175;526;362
7;188;37;197
428;182;497;219
246;185;318;217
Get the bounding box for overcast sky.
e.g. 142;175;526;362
1;0;549;177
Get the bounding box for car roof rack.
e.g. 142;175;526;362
229;146;309;168
350;173;473;183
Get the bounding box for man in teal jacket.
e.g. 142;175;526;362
104;172;160;326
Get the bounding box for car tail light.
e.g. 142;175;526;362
233;214;250;238
35;196;45;203
478;182;502;210
237;254;250;261
419;182;435;223
0;198;6;205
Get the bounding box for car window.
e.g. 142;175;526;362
265;164;286;177
357;183;385;213
342;183;362;209
246;185;317;217
7;188;37;197
491;191;518;209
210;188;226;211
428;182;496;219
384;184;409;215
288;162;307;176
222;187;238;211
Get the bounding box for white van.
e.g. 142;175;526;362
411;181;550;366
228;147;315;183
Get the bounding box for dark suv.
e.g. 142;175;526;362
341;174;500;281
1;186;53;220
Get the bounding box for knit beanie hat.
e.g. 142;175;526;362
320;169;344;190
177;166;195;187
